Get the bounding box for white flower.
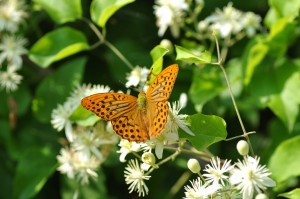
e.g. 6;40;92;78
125;66;149;89
51;103;74;132
0;0;27;32
117;139;145;162
184;177;221;199
124;159;151;197
154;0;188;37
203;157;233;186
199;3;261;39
0;34;27;66
57;147;101;184
204;3;242;38
229;156;276;199
164;99;194;136
0;66;22;92
241;12;261;37
149;130;178;159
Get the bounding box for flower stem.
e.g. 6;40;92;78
82;18;134;69
212;34;255;156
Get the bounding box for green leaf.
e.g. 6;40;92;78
243;42;269;85
279;189;300;199
175;45;211;64
91;0;135;28
267;69;300;132
267;18;297;56
269;0;300;19
32;57;86;123
269;135;300;182
29;27;89;68
147;45;169;84
69;105;101;126
179;113;227;150
189;66;224;111
13;147;58;199
34;0;82;24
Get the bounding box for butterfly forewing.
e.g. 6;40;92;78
81;93;138;121
146;64;179;102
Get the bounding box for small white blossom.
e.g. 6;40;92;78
125;66;149;89
51;103;74;132
203;157;233;186
198;3;261;39
149;130;178;159
57;147;101;184
0;66;22;92
0;0;27;32
124;159;151;197
72;122;118;160
154;0;188;37
241;12;261;37
184;177;221;199
164;100;194;136
0;34;27;66
229;156;276;199
117;139;145;162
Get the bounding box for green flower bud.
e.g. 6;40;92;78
141;152;156;165
255;193;269;199
160;39;173;54
187;158;201;173
237;140;249;156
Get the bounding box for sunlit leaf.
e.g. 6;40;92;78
147;45;169;84
175;45;211;64
179;113;227;150
29;27;89;68
34;0;82;24
91;0;135;28
269;135;300;182
279;189;300;199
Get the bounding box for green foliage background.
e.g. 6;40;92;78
1;0;300;198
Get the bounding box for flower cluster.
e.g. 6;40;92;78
52;84;118;184
153;0;189;38
184;156;276;199
0;0;28;92
197;3;261;40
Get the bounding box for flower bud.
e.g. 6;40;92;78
187;158;201;173
237;140;249;156
142;152;156;165
255;193;268;199
160;39;173;54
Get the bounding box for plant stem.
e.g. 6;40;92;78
103;40;134;69
82;18;134;69
213;34;255;156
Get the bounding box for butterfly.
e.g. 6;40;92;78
81;64;179;142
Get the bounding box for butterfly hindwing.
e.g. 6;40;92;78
111;109;149;142
81;93;138;121
146;64;178;102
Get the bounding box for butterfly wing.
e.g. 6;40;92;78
146;64;179;138
81;92;149;142
111;108;149;142
81;93;138;121
146;64;179;102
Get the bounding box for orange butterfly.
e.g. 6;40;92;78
81;64;179;142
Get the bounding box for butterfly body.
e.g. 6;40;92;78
81;64;179;142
